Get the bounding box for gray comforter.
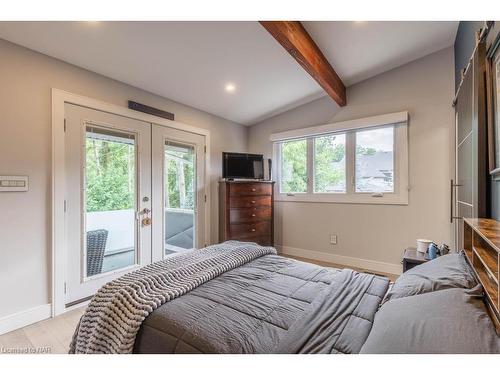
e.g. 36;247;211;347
134;254;389;354
70;242;275;353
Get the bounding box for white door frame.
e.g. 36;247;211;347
51;88;211;316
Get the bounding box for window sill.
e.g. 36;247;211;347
275;193;408;205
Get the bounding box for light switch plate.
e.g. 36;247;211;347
0;176;29;192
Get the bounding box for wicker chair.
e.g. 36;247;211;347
86;229;108;276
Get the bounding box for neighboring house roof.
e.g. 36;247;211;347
356;151;393;178
331;151;393;178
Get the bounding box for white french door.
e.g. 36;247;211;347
64;104;152;305
151;125;206;262
63;103;207;306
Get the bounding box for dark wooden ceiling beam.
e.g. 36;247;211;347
259;21;346;107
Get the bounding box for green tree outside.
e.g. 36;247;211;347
85;138;195;213
85;138;136;212
165;148;195;210
314;135;345;193
280;135;379;194
281;139;307;193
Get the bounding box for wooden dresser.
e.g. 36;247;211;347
219;180;274;246
463;218;500;334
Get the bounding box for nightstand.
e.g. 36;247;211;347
402;247;430;272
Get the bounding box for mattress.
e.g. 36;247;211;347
133;254;389;354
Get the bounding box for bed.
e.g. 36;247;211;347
133;254;388;354
69;241;500;354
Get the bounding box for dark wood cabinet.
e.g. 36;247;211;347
219;181;274;246
402;248;430;272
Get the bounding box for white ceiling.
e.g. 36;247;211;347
302;21;459;86
0;21;458;125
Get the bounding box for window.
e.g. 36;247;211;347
314;134;346;193
280;139;307;193
355;127;394;193
272;112;408;204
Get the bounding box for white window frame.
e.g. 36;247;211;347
271;111;409;205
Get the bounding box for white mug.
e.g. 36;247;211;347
416;239;432;254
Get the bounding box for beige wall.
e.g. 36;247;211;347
0;39;248;318
249;47;455;272
0;37;455;321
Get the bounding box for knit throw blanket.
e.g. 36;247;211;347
69;241;276;354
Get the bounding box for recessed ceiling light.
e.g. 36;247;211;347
225;83;236;93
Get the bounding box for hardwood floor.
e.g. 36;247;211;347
282;254;398;282
0;307;84;354
0;255;397;354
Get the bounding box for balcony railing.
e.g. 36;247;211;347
86;208;194;273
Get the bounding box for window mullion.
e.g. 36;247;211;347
274;143;281;192
346;132;355;196
307;138;314;194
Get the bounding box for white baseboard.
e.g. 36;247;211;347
278;245;402;275
0;304;52;335
63;299;90;315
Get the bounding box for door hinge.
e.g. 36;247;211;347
64;119;67;132
64;282;67;294
64;200;67;212
204;194;207;203
204;145;207;153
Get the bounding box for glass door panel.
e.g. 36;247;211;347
84;126;137;277
152;125;206;262
164;141;196;255
64;103;151;306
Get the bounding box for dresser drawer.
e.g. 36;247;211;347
240;236;272;246
228;221;271;239
229;195;271;208
229;183;272;196
229;207;271;224
226;235;272;247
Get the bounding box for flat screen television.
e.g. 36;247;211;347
222;152;264;180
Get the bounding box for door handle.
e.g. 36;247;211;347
136;208;150;219
137;208;152;226
450;180;463;223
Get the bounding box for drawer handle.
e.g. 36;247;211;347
251;188;256;192
251;200;255;204
250;228;256;232
251;214;256;217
